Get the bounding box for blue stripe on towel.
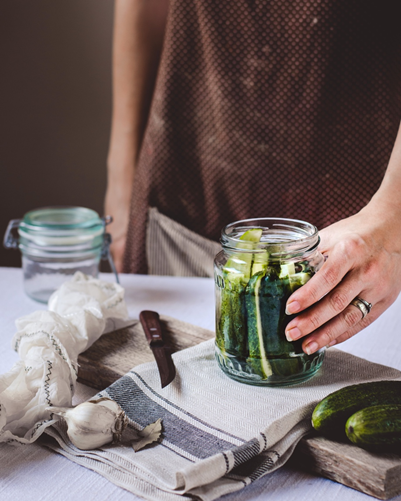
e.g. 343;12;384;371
105;374;238;460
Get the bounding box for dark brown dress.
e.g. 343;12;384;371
124;0;401;275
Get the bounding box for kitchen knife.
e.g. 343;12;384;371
139;310;176;388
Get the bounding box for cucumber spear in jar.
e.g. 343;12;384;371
217;228;266;359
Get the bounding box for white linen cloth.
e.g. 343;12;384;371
0;272;129;444
43;338;401;501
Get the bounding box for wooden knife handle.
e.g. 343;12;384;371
139;310;164;345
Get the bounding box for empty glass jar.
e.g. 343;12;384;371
3;206;118;303
214;217;326;386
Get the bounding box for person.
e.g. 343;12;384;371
105;0;401;356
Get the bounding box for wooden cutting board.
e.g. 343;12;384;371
77;316;401;500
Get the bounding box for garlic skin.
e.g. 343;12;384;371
48;397;129;450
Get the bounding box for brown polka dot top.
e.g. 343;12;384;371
124;0;401;274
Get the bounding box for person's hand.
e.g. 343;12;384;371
284;200;401;354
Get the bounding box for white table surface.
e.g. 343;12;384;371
0;266;400;501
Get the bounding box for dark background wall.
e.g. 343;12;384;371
0;0;114;267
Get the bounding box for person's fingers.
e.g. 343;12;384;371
301;291;399;354
300;299;389;354
285;240;357;316
300;297;377;354
285;274;362;342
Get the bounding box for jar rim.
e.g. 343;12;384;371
17;206;105;248
21;206;102;232
221;217;319;258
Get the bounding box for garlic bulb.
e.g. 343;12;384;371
48;397;129;450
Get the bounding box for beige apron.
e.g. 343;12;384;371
146;208;220;277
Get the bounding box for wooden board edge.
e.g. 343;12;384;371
292;435;401;500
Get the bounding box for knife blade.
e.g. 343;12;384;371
139;310;176;388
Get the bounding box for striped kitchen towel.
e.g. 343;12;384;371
43;338;401;501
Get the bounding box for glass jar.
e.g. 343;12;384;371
214;217;325;386
3;206;118;303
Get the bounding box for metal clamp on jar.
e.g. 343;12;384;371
3;206;119;303
214;217;325;387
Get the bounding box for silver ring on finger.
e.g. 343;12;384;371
350;297;373;320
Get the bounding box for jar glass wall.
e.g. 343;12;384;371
214;218;325;386
21;251;101;303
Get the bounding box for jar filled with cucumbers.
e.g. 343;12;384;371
214;218;326;386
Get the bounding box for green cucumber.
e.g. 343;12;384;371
346;404;401;452
224;228;264;283
224;228;269;289
217;286;233;354
280;261;312;293
260;265;315;377
312;380;401;439
245;271;273;379
229;283;247;358
251;249;269;276
259;265;283;358
259;267;300;377
218;279;247;357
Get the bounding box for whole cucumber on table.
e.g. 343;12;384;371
346;404;401;452
312;380;401;439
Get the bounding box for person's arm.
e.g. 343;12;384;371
285;122;401;354
105;0;169;272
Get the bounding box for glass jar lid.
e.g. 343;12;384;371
18;206;105;247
